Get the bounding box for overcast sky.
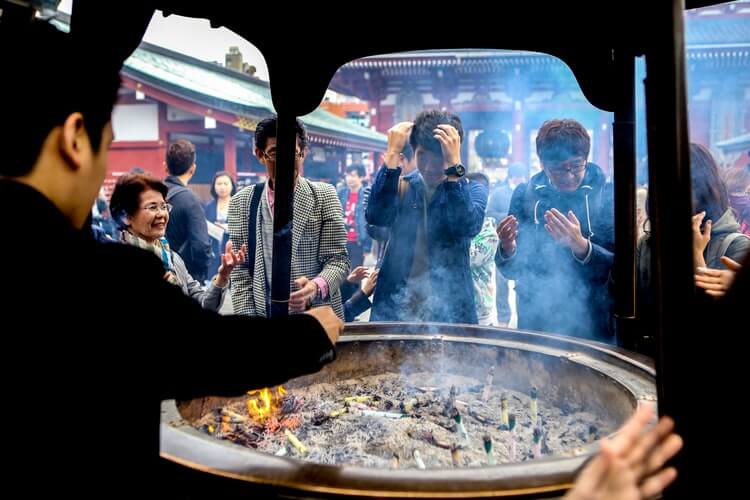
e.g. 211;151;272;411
58;0;270;80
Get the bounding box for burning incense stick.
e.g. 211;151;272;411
451;444;463;467
361;410;406;419
500;394;509;429
344;395;372;404
285;429;308;455
530;386;538;425
483;434;497;465
482;366;495;402
347;402;371;411
413;449;426;470
220;415;233;433
508;413;517;462
329;407;348;418
532;425;543;459
444;385;458;416
401;398;417;414
452;408;469;441
221;408;249;423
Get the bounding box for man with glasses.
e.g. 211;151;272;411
227;117;349;319
495;119;614;340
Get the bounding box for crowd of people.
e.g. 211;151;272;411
4;14;750;498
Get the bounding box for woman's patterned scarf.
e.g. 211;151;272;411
120;230;179;285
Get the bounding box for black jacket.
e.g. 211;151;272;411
0;180;335;494
165;176;212;281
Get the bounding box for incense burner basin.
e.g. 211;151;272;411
161;322;656;498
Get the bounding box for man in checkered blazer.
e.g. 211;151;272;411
228;117;349;319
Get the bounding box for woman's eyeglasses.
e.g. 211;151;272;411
141;203;172;214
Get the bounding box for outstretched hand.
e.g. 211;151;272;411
496;215;519;257
565;405;683;500
215;240;247;287
691;211;712;269
695;255;742;297
347;266;370;284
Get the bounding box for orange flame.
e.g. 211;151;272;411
246;386;286;422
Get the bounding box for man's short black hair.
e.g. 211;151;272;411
346;164;366;178
536;119;590;162
0;20;121;177
254;116;308;152
166;140;196;176
409;110;464;156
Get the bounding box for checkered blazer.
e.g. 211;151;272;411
228;177;349;319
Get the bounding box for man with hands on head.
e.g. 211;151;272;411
366;111;487;324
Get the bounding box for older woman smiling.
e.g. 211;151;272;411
109;173;245;311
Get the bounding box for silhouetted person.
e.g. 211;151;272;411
0;19;342;494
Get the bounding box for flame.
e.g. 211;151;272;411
246;386;286;422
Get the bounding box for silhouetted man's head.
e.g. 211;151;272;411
1;19;121;228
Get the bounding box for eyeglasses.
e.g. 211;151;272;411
262;150;305;161
544;159;587;176
141;202;172;214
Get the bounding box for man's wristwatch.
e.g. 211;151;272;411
444;163;466;177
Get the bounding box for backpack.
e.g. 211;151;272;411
706;232;750;268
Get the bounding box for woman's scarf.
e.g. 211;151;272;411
120;230;179;285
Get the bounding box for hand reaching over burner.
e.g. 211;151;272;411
215;240;247;288
304;305;343;346
496;215;518;257
347;266;370;284
564;405;683;500
362;269;379;297
695;256;742;297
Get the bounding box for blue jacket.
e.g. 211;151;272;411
496;163;614;340
366;166;488;324
337;186;372;252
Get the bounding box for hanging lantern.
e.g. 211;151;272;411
475;129;510;160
